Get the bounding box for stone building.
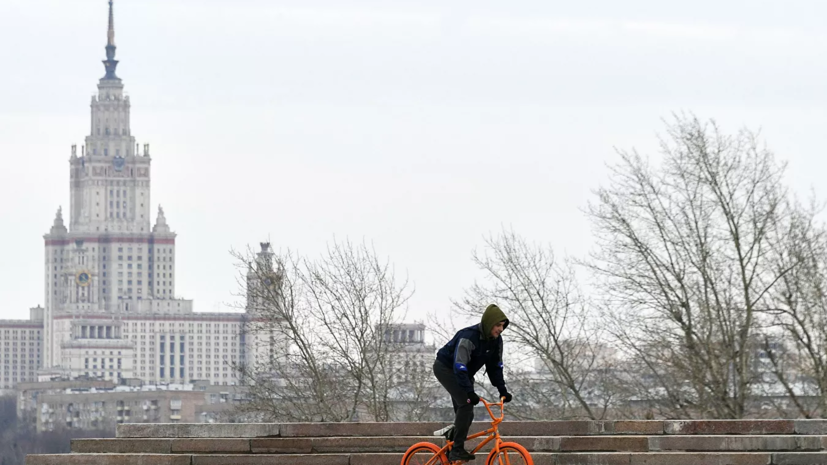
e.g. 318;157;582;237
35;0;252;387
382;322;434;378
0;1;275;391
17;378;246;432
0;307;44;391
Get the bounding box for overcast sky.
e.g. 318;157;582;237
1;0;827;324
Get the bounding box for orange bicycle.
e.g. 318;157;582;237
401;397;533;465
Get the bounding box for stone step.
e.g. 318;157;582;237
116;420;827;439
72;435;827;454
27;452;827;465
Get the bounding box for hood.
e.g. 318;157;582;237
481;304;509;340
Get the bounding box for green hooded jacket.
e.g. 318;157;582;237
481;304;509;340
435;303;510;393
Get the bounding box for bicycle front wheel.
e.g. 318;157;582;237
486;442;534;465
401;442;448;465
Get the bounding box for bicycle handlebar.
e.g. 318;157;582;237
479;396;506;422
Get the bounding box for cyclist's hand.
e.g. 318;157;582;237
500;392;513;403
467;392;481;405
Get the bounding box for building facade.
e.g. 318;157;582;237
0;307;44;391
0;1;273;391
17;379;246;432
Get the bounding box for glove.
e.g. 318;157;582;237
467;392;481;405
498;387;512;403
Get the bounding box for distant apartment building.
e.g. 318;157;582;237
17;378;247;432
0;307;44;391
383;322;434;375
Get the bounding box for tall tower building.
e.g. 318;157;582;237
42;1;183;378
8;1;255;390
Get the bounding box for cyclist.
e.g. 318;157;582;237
433;304;513;462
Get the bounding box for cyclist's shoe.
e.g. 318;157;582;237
434;424;455;440
448;446;475;462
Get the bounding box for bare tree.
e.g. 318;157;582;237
426;309;466;353
454;229;614;420
586;114;796;419
232;240;414;422
763;202;827;418
233;247;349;422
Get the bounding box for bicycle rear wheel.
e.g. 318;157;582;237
486;442;533;465
401;442;448;465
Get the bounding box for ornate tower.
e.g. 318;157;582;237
42;1;177;372
72;0;151;235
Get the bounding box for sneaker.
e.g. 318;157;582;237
434;424;455;440
448;446;475;462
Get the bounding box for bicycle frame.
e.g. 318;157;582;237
426;397;507;464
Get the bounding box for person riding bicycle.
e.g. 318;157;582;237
434;304;513;462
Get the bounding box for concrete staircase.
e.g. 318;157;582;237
25;419;827;465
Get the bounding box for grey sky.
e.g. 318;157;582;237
1;0;827;322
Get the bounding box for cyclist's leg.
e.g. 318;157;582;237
434;394;457;439
433;360;475;451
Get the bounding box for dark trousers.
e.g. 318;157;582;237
433;359;474;449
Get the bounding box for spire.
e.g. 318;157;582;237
50;207;68;235
107;0;115;47
102;0;119;80
153;206;170;233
